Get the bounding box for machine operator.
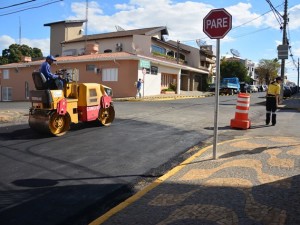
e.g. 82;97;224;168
40;55;63;90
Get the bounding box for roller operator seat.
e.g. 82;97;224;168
32;72;48;90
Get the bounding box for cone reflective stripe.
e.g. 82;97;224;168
230;93;251;129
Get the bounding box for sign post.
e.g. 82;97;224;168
142;68;146;98
203;8;232;159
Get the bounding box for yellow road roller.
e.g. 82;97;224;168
29;69;115;136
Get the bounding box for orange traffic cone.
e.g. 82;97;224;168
230;93;251;129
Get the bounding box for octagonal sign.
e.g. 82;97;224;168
203;8;232;39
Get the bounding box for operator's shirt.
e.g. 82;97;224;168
40;61;58;81
267;82;281;96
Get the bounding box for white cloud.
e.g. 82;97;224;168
115;4;135;10
0;35;15;55
0;35;50;56
288;5;300;30
67;0;285;44
227;3;263;28
21;38;50;56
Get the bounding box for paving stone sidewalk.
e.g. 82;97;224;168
92;136;300;225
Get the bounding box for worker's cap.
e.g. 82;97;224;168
275;76;282;81
46;55;56;61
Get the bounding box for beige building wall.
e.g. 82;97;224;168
62;36;136;55
47;22;84;56
132;35;152;56
0;59;140;101
49;24;65;57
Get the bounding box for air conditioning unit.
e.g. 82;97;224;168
116;43;123;52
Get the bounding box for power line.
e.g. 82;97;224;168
0;0;36;10
265;0;284;26
0;0;63;17
180;3;284;44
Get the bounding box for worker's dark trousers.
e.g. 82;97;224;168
266;96;277;125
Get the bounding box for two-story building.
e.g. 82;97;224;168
0;20;215;101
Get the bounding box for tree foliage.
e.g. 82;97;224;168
0;44;43;65
220;60;248;82
255;59;280;85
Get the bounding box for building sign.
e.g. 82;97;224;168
139;60;150;69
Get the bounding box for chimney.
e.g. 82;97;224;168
21;56;32;62
85;43;99;54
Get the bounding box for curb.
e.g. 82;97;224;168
113;94;214;102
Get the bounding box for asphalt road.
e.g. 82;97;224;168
1;92;293;225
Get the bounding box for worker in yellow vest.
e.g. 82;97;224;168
266;76;282;126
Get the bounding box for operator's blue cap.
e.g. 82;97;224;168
46;55;56;61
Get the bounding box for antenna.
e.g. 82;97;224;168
84;0;88;51
19;16;21;45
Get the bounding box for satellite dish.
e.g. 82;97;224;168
115;25;125;31
230;49;240;57
132;42;141;54
196;39;207;48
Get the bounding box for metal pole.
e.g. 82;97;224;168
297;58;299;93
177;40;180;64
280;0;288;102
143;73;145;98
213;39;220;160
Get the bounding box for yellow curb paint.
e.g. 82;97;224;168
88;136;290;225
88;144;212;225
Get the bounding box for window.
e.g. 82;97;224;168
86;65;96;71
175;53;186;61
25;81;29;99
102;68;118;81
89;88;97;97
151;45;166;55
89;88;98;103
2;87;12;101
104;49;112;53
151;66;158;75
3;70;9;79
144;66;158;75
167;50;175;57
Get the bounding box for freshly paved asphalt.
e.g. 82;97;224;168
89;93;300;225
0;92;300;225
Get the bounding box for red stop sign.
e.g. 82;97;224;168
203;8;232;39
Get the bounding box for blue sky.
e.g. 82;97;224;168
0;0;299;83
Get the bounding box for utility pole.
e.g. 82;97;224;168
280;0;288;102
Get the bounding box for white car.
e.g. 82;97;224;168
247;85;258;93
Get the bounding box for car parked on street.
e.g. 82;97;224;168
258;85;266;92
247;85;258;93
283;85;292;97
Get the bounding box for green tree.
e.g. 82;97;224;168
255;59;280;85
0;56;8;65
1;44;43;65
220;60;248;82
